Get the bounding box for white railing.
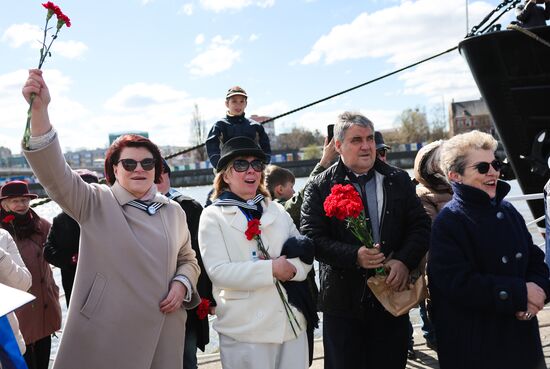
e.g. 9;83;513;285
505;192;546;248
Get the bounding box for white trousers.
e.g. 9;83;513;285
219;331;308;369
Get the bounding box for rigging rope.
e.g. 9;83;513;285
507;24;550;48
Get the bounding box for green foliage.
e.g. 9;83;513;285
302;144;322;160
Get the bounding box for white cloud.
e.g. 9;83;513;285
51;41;88;59
398;54;481;102
249;33;260;42
300;0;493;101
104;83;189;112
186;36;241;77
2;23;88;59
195;34;205;45
253;101;289;117
0;69;88;153
179;3;194;15
199;0;275;12
289;108;399;134
2;24;41;48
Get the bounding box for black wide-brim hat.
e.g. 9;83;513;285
217;136;267;171
0;180;38;201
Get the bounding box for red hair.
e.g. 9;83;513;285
104;135;163;185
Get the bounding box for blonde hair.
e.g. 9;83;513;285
440;130;498;178
210;158;270;201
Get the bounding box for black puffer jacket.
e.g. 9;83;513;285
44;211;80;305
205;114;271;168
171;192;215;352
300;158;430;319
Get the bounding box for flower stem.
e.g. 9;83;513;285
22;95;35;149
255;236;302;338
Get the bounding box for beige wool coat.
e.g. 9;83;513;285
24;136;201;369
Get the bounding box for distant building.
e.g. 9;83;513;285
64;148;106;169
108;131;149;146
0;147;12;168
449;98;495;136
8;155;29;168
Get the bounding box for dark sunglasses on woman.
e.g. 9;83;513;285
232;159;265;173
117;158;156;171
471;159;502;174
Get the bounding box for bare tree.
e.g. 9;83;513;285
275;127;324;150
428;102;449;141
396;107;430;143
191;104;208;162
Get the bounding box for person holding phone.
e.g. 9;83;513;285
327;124;334;142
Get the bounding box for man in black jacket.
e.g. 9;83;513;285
300;112;430;369
44;169;99;306
158;160;215;369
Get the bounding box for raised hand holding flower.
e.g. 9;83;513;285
22;2;71;148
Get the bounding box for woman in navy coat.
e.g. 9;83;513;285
428;130;550;369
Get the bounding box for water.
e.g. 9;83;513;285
32;175;546;361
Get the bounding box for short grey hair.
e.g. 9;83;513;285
334;112;375;142
440;130;498;178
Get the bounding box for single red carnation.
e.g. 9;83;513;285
42;1;56;10
245;219;261;240
196;298;210;320
2;214;15;224
57;14;71;28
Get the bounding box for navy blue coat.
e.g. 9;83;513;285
205;114;271;168
428;181;550;369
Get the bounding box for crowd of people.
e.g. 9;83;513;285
0;68;549;369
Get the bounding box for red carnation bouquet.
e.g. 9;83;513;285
23;2;72;148
324;184;384;275
245;218;301;338
323;184;374;248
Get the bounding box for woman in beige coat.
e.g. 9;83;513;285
21;69;201;369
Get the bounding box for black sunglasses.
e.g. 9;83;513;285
471;159;502;174
377;149;387;157
232;159;265;173
117;158;156;172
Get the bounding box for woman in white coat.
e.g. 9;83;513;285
199;136;312;369
0;228;32;356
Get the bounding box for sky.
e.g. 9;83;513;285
0;0;516;154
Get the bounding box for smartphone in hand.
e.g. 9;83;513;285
327;124;334;141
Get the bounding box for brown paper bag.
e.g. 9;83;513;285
366;269;427;317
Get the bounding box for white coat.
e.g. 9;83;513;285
0;228;32;354
199;198;310;344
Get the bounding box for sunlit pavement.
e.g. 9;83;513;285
198;307;550;369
